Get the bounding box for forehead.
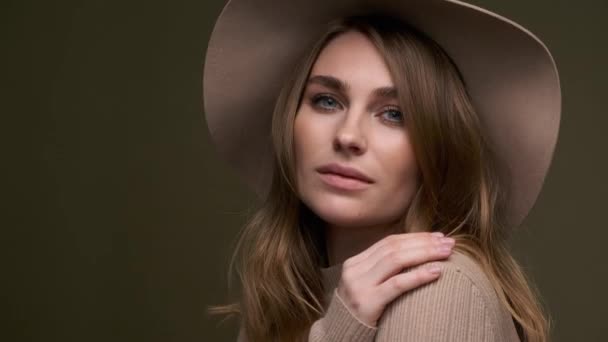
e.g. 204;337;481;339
309;30;394;88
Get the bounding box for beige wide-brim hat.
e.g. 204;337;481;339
202;0;561;230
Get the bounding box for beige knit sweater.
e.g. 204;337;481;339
237;250;520;341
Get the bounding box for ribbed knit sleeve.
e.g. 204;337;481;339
236;289;377;342
307;287;377;341
374;260;521;341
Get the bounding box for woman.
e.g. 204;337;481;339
203;1;561;341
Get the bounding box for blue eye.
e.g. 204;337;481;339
381;108;404;124
312;94;341;111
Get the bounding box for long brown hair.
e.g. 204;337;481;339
208;14;550;342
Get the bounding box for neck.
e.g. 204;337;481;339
324;220;401;266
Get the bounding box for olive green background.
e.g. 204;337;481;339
3;0;606;341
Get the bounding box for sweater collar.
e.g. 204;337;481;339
320;262;343;291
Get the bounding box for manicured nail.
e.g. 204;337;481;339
442;237;455;245
439;245;452;253
427;264;442;274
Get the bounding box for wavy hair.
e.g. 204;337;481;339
208;14;550;342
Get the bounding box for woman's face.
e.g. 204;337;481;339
294;30;420;229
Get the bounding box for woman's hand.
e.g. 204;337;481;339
335;232;455;327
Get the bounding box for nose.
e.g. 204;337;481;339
333;109;367;155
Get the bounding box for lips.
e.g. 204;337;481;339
315;163;374;183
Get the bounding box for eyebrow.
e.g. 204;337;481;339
306;74;398;99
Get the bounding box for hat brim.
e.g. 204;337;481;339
202;0;561;230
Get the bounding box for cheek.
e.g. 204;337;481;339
376;134;419;203
293;111;320;186
293;112;311;165
294;110;329;162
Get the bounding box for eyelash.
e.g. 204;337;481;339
310;94;404;126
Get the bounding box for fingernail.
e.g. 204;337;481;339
431;232;444;237
442;237;455;245
427;264;442;274
439;245;452;254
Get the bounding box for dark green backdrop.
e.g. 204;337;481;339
3;0;607;341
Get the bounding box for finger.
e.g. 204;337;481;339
351;234;451;278
345;231;444;267
367;242;453;286
375;262;443;307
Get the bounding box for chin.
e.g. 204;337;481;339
306;195;376;228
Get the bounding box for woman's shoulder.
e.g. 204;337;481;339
376;249;520;341
439;249;500;304
396;249;505;313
